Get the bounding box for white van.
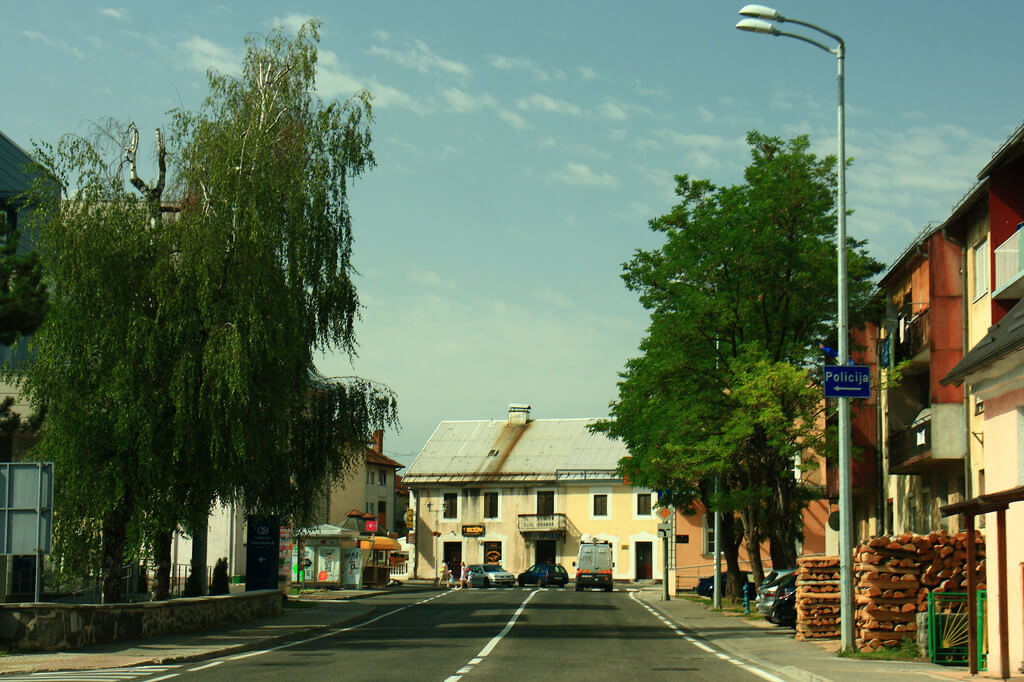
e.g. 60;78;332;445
574;538;613;592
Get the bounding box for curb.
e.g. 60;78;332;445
635;589;829;682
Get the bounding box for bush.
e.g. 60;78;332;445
210;557;230;595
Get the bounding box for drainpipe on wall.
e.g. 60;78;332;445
961;243;973;506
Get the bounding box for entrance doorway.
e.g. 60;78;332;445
535;539;556;564
635;542;653;580
443;541;462;576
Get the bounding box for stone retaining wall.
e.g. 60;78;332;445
0;589;283;651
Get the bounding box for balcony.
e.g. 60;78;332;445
888;405;966;474
994;229;1024;299
517;513;568;535
893;309;930;366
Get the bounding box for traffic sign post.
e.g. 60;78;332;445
245;517;280;591
823;365;871;399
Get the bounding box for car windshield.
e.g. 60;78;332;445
482;565;504;572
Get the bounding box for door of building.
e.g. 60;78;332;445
537;491;554;515
443;541;462;578
635;542;653;580
535;539;556;565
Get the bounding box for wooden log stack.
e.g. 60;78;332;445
853;530;985;653
794;556;841;642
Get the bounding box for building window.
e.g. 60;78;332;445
536;490;554;515
593;494;608;517
443;492;458;519
636;492;652;516
367;470;374;484
973;238;988;300
975;399;984;415
379;470;386;486
484;491;499;519
589;487;612;520
702;513;715;555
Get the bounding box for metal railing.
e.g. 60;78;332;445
994;229;1024;294
894;309;930;364
517;513;568;532
888;418;931;470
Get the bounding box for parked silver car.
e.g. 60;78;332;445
756;572;797;621
467;564;516;587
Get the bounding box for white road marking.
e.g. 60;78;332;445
629;590;788;682
0;666;181;682
443;588;540;680
188;661;224;671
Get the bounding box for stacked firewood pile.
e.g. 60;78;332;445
854;531;985;652
794;556;841;641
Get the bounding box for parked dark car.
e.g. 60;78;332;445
770;580;797;626
755;570;797;617
517;563;569;587
696;571;755;599
760;573;797;622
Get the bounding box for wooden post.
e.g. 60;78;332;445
997;508;1010;679
966;514;978;675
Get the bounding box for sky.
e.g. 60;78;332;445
3;2;1023;467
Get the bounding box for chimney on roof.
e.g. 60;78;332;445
508;403;531;425
371;429;383;454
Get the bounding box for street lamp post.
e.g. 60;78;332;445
736;5;855;652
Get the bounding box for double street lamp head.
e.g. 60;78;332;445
738;4;782;20
736;18;778;35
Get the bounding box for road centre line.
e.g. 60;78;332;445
628;591;788;682
444;588;540;681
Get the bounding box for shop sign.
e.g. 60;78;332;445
462;525;485;537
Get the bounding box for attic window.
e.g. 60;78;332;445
488;449;499;457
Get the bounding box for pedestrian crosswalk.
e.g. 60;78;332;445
0;664;180;681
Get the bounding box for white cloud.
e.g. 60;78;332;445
497;109;529;130
599;101;629;121
408;268;456;291
318;68;422;112
22;30;84;60
372;29;390;42
533;286;575;309
579;66;598;80
517;93;582;117
179;36;241;76
550;162;618;189
442;87;496;113
270;14;317;34
697;106;715;123
100;7;127;20
609;129;627;142
490;54;558;81
658;130;747;152
369;39;470;77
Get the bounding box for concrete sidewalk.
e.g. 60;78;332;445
0;584;435;677
636;588;1023;682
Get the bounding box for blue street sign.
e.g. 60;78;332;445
823;365;871;399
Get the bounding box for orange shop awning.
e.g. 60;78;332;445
360;536;401;551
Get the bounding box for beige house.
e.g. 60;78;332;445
403;404;662;583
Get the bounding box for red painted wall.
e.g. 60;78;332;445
989;156;1024;323
928;231;964;405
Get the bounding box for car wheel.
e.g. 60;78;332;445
536;579;544;587
604;585;613;592
575;584;581;591
483;578;490;588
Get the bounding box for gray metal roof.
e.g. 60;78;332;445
0;130;41;203
403;418;628;485
942;295;1024;386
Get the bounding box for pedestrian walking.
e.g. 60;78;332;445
460;561;469;589
438;561;448;588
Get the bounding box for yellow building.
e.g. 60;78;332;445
404;404;662;584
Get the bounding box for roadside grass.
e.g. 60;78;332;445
684;593;764;619
283;596;318;609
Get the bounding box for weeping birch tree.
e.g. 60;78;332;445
23;20;397;603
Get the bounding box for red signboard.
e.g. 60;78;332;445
365;519;378;532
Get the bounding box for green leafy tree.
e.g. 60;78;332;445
596;132;882;587
22;21;397;603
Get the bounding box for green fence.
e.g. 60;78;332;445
927;591;986;669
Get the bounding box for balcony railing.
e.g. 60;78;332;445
888;418;931;472
894;309;930;364
517;513;568;533
994;229;1024;299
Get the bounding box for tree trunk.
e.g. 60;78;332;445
100;490;133;604
740;506;766;587
720;512;744;600
151;528;173;601
187;523;208;596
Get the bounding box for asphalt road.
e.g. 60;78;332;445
129;587;778;681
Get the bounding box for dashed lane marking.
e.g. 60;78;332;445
629;590;788;682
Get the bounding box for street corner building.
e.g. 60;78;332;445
403;404;663;585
